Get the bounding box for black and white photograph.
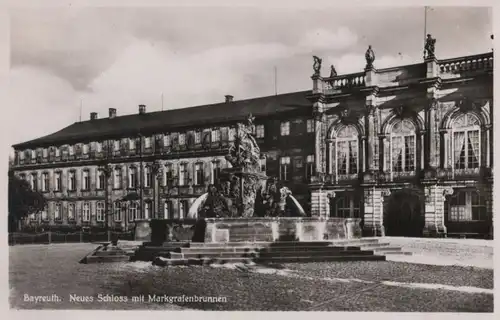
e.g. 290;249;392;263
6;1;495;314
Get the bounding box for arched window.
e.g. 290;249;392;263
330;193;361;218
335;125;359;176
390;120;416;172
451;113;480;170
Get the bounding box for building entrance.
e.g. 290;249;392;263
384;189;424;237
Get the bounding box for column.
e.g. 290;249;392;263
364;105;376;173
313;102;325;177
425;96;439;173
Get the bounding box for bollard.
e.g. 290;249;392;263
80;231;83;243
48;231;52;244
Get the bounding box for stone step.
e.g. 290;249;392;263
188;242;270;248
255;255;386;263
169;249;376;260
374;250;413;255
330;239;381;245
180;247;260;254
356;242;391;248
152;254;386;267
362;246;402;252
257;250;375;258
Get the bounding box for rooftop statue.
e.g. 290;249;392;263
312;56;322;76
424;34;436;59
329;64;338;77
365;45;375;69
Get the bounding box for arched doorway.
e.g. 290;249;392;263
384;189;424;237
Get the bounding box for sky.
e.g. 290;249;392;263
7;5;493;150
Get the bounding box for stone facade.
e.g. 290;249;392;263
10;50;493;238
309;51;493;238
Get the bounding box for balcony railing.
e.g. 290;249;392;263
322;72;366;94
439;53;493;78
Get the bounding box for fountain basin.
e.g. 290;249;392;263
203;217;362;243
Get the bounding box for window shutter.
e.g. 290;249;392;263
91;168;97;190
204;161;211;184
172;133;179;149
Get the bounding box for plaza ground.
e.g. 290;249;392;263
9;239;493;311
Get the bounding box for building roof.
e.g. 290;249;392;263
13;90;313;149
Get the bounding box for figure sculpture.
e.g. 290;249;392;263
329;64;337;77
365;45;375;69
424;34;436;59
312;56;322;76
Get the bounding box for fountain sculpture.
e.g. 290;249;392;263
177;114;362;243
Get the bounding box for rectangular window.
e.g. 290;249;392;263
179;163;188;186
260;158;266;172
129;167;137;189
31;150;36;159
113;202;122;221
54;203;62;220
128;202;137;221
280;157;291;180
449;191;485;222
130;139;136;150
306;155;315;178
95;142;102;153
114;140;120;151
194;131;201;144
68;171;76;191
195;163;204;185
229;128;236;141
54;172;61;191
307;119;315;133
82;170;90;190
164;201;173;219
68;146;74;156
163;134;171;146
164;164;173;187
42;172;49;192
30;173;37;191
211;129;220;142
144;166;152;188
41;206;48;220
179;133;186;145
212;162;221;184
96;202;105;222
68;203;75;220
42;149;48;158
82;203;90;222
256;125;265;138
97;170;105;190
144;201;151;220
391;136;404;172
179;200;188;219
467;131;480;169
55;148;61;157
82;144;89;155
280;121;290;136
144;137;151;149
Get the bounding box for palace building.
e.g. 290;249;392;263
10;44;493;238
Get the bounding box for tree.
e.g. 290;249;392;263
8;171;47;232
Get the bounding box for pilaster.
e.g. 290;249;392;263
362;187;386;236
423;185;452;237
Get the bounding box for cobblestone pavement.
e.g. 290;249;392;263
9;243;493;312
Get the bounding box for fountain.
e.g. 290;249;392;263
177;114;362;243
